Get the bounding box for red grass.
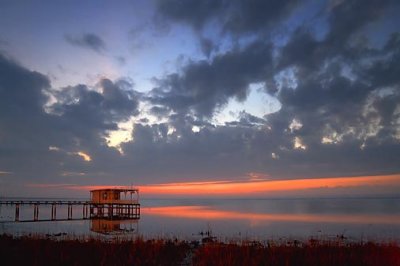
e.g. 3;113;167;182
193;240;400;266
1;234;399;266
0;234;189;266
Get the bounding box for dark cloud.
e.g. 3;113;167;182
0;54;50;114
226;111;266;127
0;53;139;188
65;33;106;53
150;41;273;118
156;0;225;31
199;37;216;58
50;79;139;133
149;105;171;118
221;0;299;35
278;0;399;72
325;0;388;45
258;2;400;177
0;53;65;182
156;0;299;35
120;121;265;181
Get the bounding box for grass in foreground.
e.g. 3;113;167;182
0;234;189;266
194;240;400;266
0;234;399;266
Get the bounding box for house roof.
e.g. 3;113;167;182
90;188;139;193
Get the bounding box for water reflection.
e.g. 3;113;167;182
90;219;138;235
142;205;400;224
1;198;400;240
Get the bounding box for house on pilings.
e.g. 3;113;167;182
89;188;140;220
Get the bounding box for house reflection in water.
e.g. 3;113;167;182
90;219;138;235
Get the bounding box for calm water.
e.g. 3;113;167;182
1;198;400;241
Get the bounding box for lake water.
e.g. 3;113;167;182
1;198;400;242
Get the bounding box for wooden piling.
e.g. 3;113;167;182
33;204;39;221
67;204;72;220
15;203;20;221
51;204;56;220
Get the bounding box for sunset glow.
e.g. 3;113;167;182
137;174;400;196
49;174;400;197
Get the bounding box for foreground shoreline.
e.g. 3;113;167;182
1;234;399;265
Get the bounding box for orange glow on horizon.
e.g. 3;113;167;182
142;205;400;224
28;174;400;197
137;174;400;196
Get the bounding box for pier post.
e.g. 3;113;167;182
15;203;20;221
83;204;87;219
51;204;55;220
68;204;72;220
33;204;39;221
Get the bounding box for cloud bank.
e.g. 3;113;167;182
0;0;399;196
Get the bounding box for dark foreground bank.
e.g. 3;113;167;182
1;234;399;266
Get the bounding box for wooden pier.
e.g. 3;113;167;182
0;188;140;222
0;200;140;222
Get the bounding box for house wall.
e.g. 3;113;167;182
90;190;139;204
91;190;120;204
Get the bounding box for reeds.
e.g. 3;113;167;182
193;239;400;266
1;234;399;266
0;234;189;266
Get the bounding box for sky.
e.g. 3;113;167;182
0;0;400;198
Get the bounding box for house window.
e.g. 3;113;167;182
103;192;107;200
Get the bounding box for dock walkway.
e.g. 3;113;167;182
0;200;140;222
